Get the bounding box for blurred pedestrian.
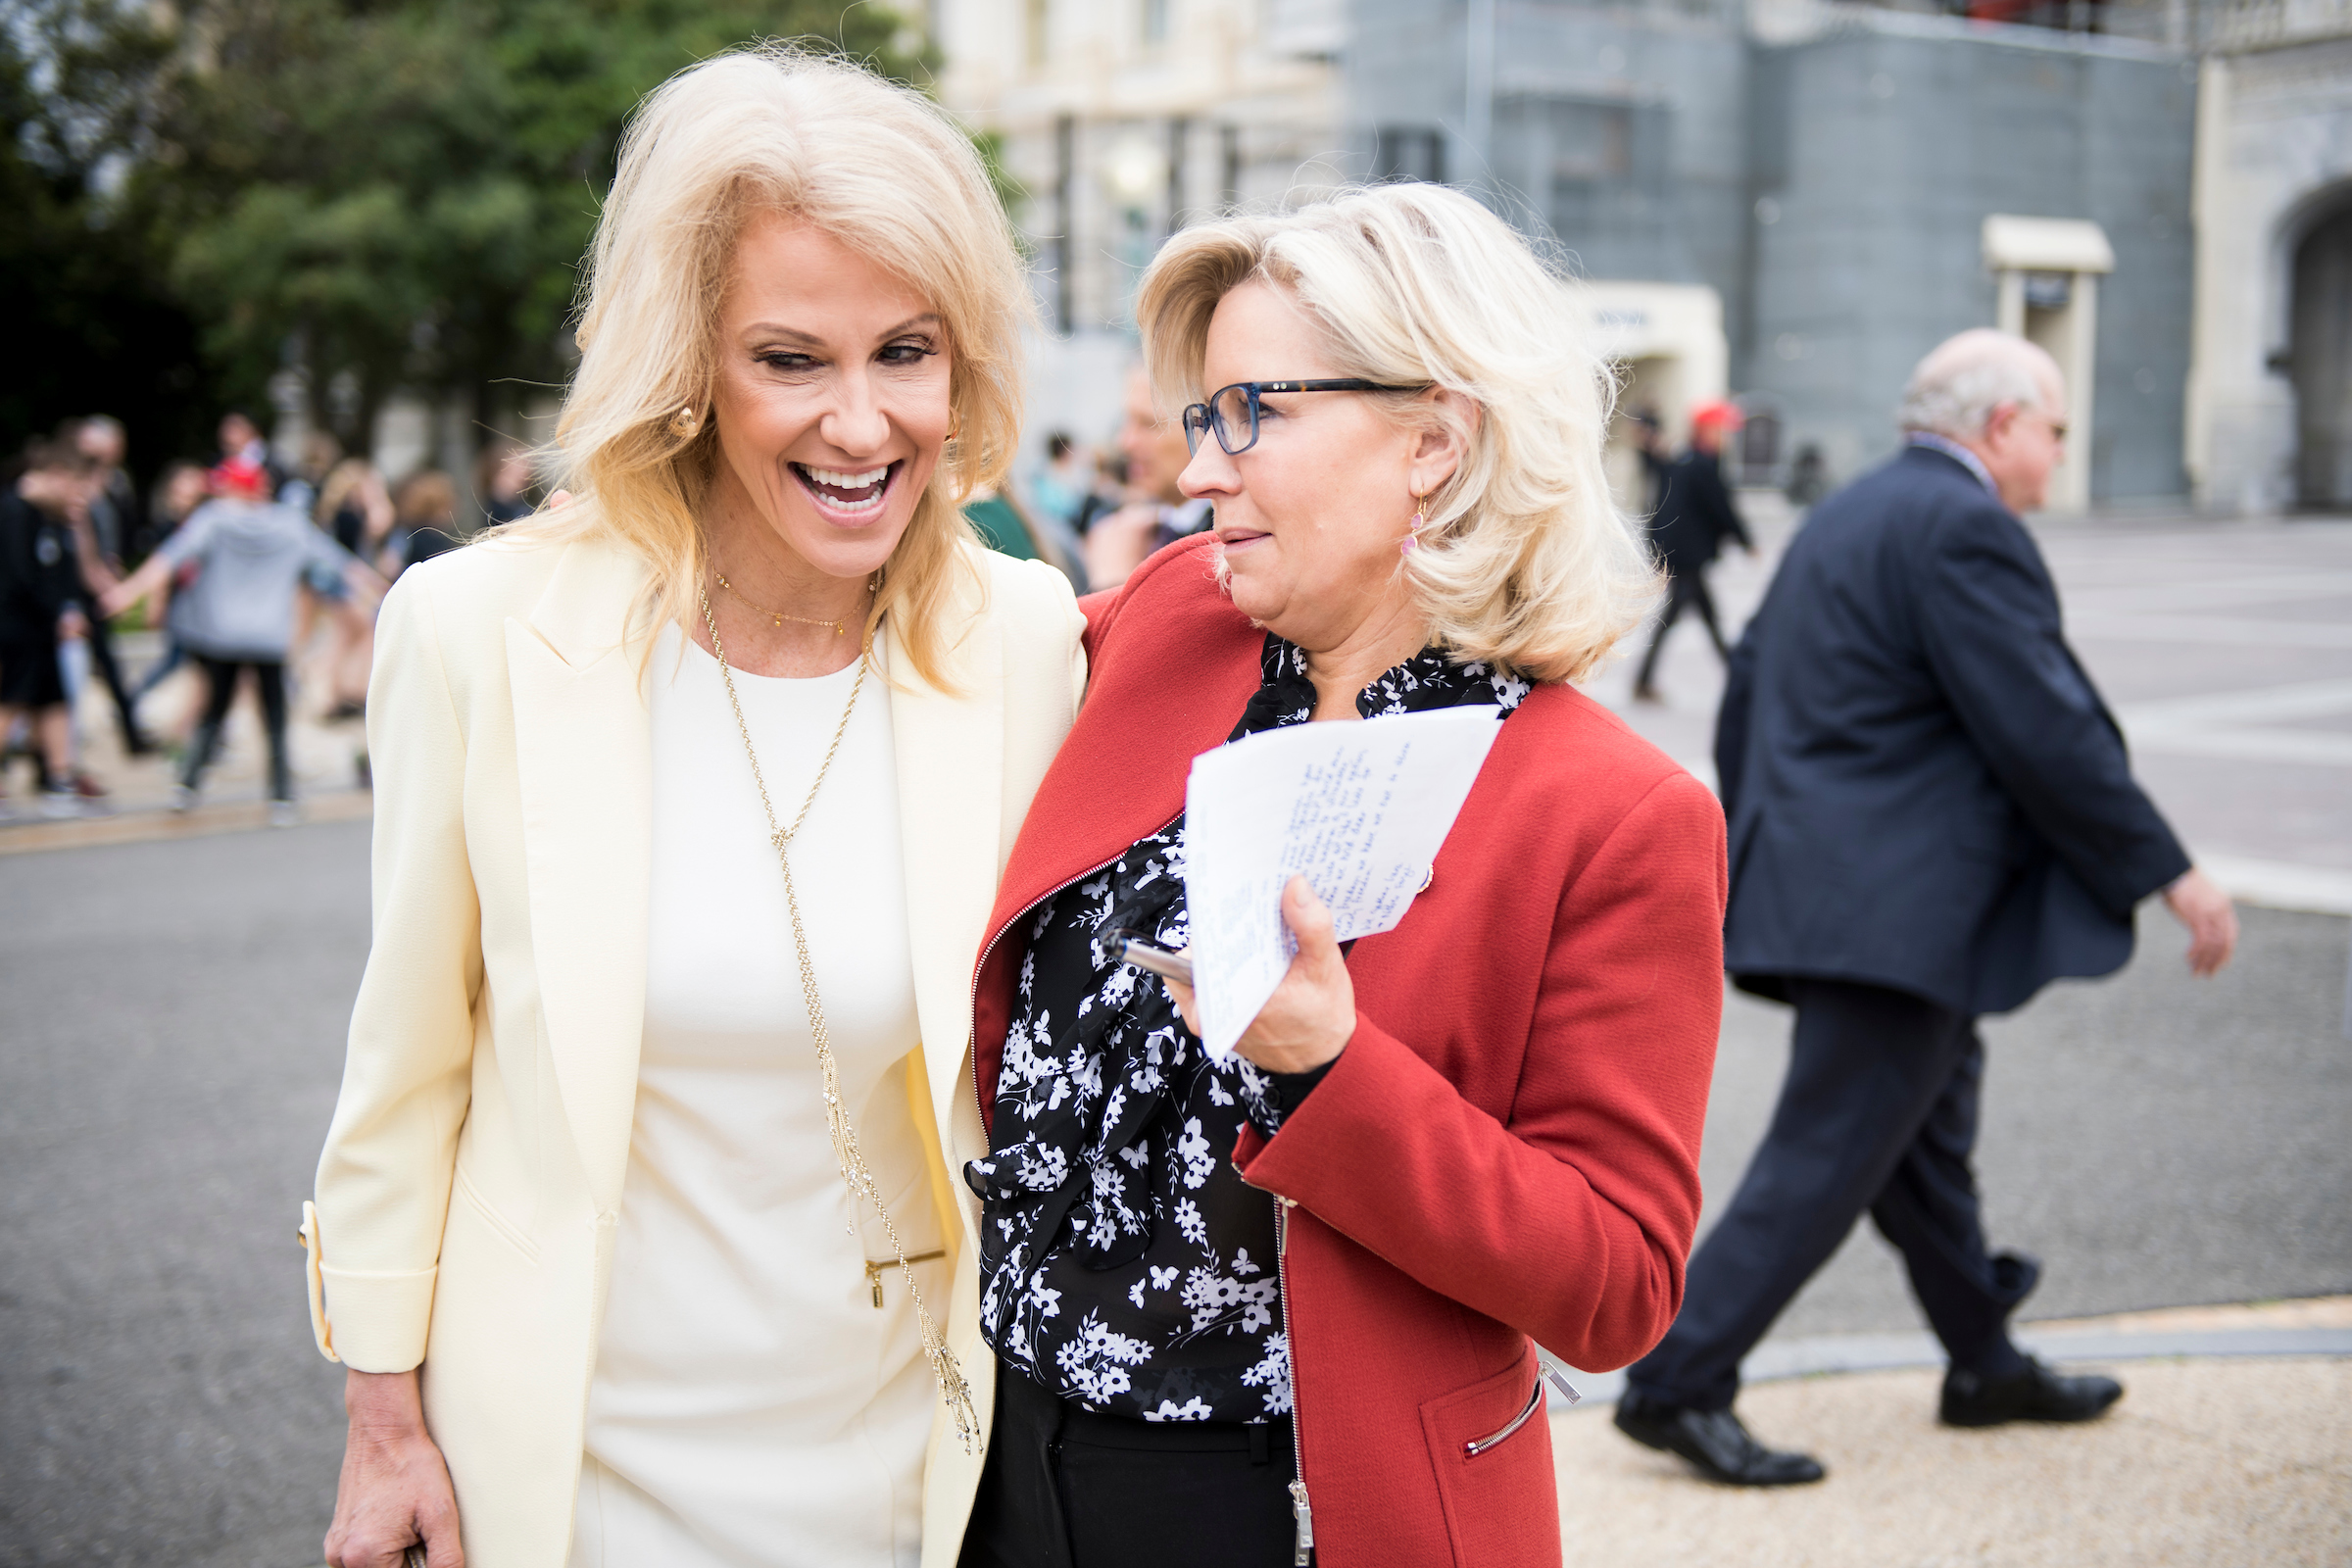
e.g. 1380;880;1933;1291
278;429;344;518
128;463;212;709
963;480;1084;588
102;458;372;821
1080;363;1212;590
473;438;537;529
1626;406;1669;512
302;460;388;720
76;416;147;564
1028;429;1087;525
387;468;460;575
64;417;155;755
216;410;288;498
317;458;396;559
1632;399;1751;703
1613;328;2240;1486
0;440;96;817
1068;449;1128;537
1784;442;1829;509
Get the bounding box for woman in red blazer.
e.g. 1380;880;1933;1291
955;185;1726;1568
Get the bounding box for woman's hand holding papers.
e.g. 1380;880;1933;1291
1165;874;1354;1074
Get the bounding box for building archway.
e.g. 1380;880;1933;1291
2290;195;2352;507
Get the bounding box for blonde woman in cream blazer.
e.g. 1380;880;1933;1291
305;50;1075;1568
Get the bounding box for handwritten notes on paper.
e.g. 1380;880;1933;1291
1184;708;1502;1060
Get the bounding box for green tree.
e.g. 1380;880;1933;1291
2;2;212;474
151;0;932;450
15;0;937;470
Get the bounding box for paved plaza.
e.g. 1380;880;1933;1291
1608;497;2352;913
1;504;2347;1566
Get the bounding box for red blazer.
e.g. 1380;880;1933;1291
972;537;1726;1567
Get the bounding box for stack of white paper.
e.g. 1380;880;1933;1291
1184;707;1503;1060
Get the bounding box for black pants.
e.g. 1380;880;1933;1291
959;1366;1301;1568
1625;977;2035;1412
184;656;291;802
1635;565;1728;688
80;602;143;747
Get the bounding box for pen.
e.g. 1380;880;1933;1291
1109;928;1194;987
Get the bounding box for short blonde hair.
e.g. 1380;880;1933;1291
1136;184;1656;684
521;43;1033;686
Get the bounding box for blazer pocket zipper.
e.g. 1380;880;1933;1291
1462;1374;1545;1458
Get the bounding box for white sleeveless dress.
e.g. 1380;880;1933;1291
568;626;947;1568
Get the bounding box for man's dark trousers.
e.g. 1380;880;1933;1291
1634;568;1728;688
1625;977;2035;1413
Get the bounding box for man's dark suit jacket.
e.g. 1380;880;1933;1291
1650;449;1751;571
1715;444;2190;1017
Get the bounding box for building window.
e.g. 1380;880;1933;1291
1373;126;1446;185
1142;0;1169;46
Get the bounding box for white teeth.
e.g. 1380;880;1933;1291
798;464;890;490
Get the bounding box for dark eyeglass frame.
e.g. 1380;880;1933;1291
1182;378;1433;457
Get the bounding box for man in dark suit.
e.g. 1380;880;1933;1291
1634;401;1751;702
1613;329;2239;1485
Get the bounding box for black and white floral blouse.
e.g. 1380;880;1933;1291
965;634;1530;1423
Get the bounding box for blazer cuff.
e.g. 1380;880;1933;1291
317;1263;438;1373
1231;1012;1436;1196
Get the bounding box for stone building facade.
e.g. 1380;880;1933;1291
937;0;2350;512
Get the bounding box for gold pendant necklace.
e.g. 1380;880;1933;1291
713;568;852;637
695;583;983;1458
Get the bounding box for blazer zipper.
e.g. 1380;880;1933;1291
1463;1373;1546;1457
1274;1194;1313;1564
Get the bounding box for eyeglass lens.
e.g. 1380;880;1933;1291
1210;385;1256;455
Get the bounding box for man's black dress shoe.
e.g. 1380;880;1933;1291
1939;1356;2123;1428
1613;1392;1826;1486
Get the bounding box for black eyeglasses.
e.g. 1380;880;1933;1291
1181;379;1432;456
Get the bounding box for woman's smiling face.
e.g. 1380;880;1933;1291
707;212;955;581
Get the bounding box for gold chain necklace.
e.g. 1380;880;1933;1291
695;583;983;1457
713;568;858;637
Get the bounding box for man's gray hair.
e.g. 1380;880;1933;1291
1895;328;2062;440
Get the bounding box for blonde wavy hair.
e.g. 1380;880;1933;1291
1135;184;1657;684
516;43;1033;686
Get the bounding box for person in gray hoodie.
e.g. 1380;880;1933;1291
103;459;376;819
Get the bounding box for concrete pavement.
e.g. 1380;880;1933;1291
2;505;2347;1565
1554;1350;2352;1567
1608;498;2352;915
0;627;372;848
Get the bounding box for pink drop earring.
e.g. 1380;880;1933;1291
1401;491;1429;555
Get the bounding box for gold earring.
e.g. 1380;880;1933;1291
1401;491;1429;555
670;404;702;438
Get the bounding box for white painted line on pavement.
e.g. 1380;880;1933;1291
2062;570;2352;615
2115;675;2352;731
2197;853;2352;916
2128;727;2352;766
1549;1324;2352;1409
2071;614;2352;650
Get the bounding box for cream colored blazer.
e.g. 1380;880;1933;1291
301;530;1084;1568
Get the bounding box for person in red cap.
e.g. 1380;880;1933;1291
1633;400;1752;702
101;454;372;821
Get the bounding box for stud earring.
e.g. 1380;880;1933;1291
670;404;702;438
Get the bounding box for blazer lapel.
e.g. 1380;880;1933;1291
885;569;1005;1177
506;538;655;1215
